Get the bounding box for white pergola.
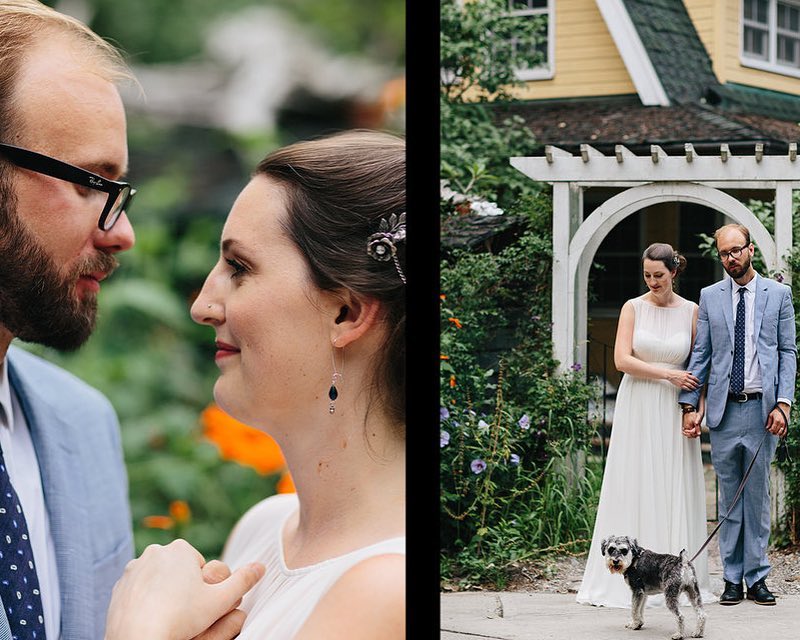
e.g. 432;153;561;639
512;143;800;373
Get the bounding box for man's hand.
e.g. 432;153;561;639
766;403;791;437
682;410;701;439
104;539;265;640
192;561;248;640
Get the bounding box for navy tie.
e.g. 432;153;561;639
731;287;746;395
0;442;46;640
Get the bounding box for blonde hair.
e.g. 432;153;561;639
0;0;133;140
714;223;751;247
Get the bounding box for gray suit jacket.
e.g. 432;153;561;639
5;345;134;640
679;273;797;428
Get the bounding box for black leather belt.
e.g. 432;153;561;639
728;391;763;403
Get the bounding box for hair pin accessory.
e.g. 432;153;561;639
367;212;406;284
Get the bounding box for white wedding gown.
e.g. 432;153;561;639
576;295;716;607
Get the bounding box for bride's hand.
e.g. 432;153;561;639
666;370;700;390
104;539;265;640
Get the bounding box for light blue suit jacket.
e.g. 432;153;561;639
679;273;797;428
4;345;134;640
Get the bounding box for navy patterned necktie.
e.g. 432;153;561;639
0;440;46;640
731;287;746;394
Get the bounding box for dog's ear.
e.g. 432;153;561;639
629;537;642;558
601;536;610;556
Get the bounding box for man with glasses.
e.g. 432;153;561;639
0;2;137;638
679;223;796;608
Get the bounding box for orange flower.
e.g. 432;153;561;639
449;374;456;388
276;471;296;494
440;354;450;360
201;404;286;475
143;515;174;530
440;294;446;301
169;500;191;524
448;317;462;329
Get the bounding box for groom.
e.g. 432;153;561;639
679;223;796;607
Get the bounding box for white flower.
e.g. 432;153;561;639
470;200;504;216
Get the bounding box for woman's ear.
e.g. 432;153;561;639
330;293;382;349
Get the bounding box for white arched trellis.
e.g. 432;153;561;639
511;143;800;372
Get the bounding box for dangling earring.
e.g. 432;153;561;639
329;343;344;414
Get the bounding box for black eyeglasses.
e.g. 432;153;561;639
717;245;747;261
0;142;136;231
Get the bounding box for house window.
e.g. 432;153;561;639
506;0;553;81
742;0;800;76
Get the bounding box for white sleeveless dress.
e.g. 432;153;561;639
576;295;715;607
222;493;405;639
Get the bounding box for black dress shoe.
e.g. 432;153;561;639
720;580;744;605
747;580;777;605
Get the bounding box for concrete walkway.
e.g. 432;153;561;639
441;591;800;639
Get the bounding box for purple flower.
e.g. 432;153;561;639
509;453;520;466
478;419;489;429
570;362;582;371
518;414;530;430
532;315;541;321
440;430;450;448
470;458;487;474
440;407;450;421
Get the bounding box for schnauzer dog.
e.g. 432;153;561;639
601;535;706;639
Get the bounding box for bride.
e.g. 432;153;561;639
104;130;406;640
577;242;715;608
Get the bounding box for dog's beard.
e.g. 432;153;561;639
606;560;627;574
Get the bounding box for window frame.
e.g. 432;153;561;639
506;0;555;81
741;0;800;78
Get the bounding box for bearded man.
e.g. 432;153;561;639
679;223;796;608
0;2;136;638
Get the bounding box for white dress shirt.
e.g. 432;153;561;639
0;359;61;640
731;274;791;406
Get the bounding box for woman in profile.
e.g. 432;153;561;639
576;243;714;608
105;130;406;640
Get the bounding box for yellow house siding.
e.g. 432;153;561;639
509;0;636;100
683;0;716;63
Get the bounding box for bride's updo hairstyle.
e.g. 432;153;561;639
255;130;406;431
642;242;686;277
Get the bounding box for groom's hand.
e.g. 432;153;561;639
766;403;790;437
682;411;701;439
192;561;247;640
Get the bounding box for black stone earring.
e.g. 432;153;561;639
329;343;344;414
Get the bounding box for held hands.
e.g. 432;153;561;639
682;410;702;439
104;539;265;640
766;403;791;438
666;370;700;391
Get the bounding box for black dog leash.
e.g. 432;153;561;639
689;405;788;564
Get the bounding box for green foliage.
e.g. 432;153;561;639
440;0;545;102
41;0;404;65
440;198;601;587
439;2;598;586
439;0;544;208
440;99;540;209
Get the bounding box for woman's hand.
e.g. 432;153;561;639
666;370;700;390
104;539;265;640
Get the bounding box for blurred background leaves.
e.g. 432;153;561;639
21;0;404;557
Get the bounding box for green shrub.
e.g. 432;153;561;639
440;198;601;587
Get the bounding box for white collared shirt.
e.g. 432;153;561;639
730;274;792;407
0;359;61;640
731;276;761;394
